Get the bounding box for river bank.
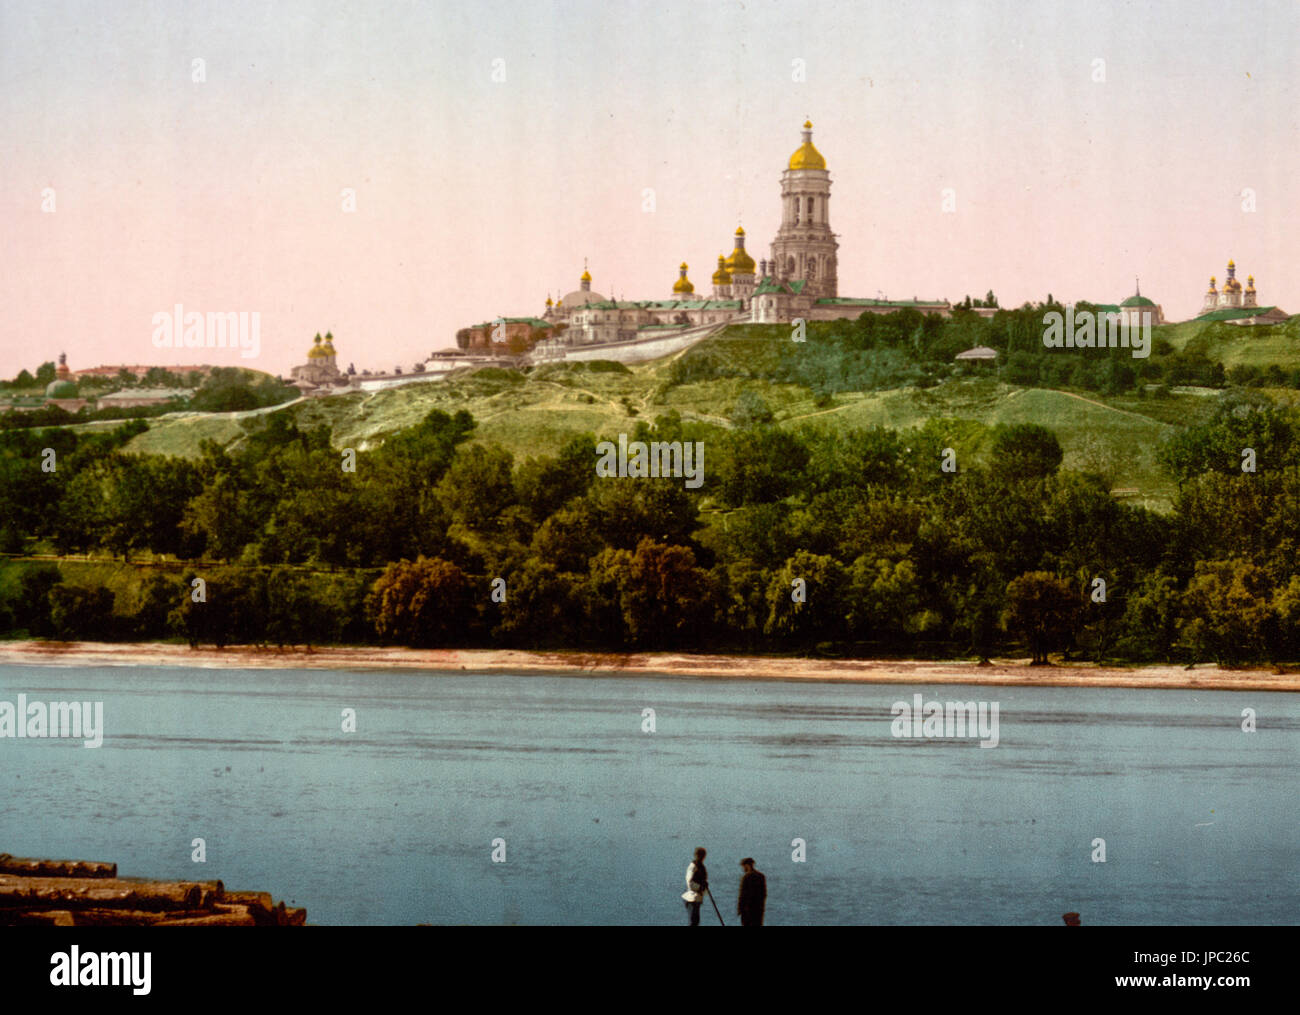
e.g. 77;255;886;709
1;640;1297;692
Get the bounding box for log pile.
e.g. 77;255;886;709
0;854;306;926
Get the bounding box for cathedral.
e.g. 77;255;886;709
290;332;344;389
1197;260;1289;324
475;121;949;356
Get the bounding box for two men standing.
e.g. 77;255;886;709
682;849;766;926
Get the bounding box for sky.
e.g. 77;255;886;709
2;0;1298;378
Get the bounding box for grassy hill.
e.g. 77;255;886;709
101;321;1300;513
1158;314;1300;369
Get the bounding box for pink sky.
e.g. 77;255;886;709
3;0;1298;379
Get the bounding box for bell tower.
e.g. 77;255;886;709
769;120;838;299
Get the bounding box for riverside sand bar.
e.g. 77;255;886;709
1;641;1297;693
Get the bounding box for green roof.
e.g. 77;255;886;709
754;277;807;296
1121;294;1156;307
815;297;949;307
474;317;553;328
1195;306;1281;322
45;379;78;398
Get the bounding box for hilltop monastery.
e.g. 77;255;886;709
456;121;950;357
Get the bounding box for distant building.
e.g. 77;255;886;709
1196;260;1289;325
43;352;86;411
96;388;189;409
290;333;344;390
456;318;564;355
1082;281;1164;327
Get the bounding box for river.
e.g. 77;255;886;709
1;664;1295;925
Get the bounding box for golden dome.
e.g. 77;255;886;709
307;334;326;358
789;120;827;171
725;232;756;275
580;270;592;283
1207;278;1217;291
712;254;732;285
1228;259;1235;268
546;296;553;306
1247;276;1256;289
673;263;694;294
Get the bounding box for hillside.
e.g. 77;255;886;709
103;325;1256;512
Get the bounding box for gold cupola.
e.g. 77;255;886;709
725;227;756;275
672;262;695;295
712;254;732;286
307;333;327;359
788;119;827;171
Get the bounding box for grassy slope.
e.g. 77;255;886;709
104;321;1300;512
1159;314;1300;368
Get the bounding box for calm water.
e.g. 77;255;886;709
1;664;1296;925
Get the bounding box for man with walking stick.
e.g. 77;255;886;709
681;847;710;926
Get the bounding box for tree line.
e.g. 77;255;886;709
2;390;1299;666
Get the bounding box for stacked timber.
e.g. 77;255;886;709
0;853;306;927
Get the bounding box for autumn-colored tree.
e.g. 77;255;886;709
366;556;473;647
1003;571;1078;665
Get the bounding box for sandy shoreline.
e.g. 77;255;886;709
0;640;1297;692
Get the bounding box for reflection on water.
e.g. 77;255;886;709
1;664;1296;925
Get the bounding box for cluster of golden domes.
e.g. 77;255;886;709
1206;259;1256;295
307;332;337;359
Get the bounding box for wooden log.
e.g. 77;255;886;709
0;875;222;912
222;891;276;926
1;909;77;926
0;854;117;879
157;905;256;927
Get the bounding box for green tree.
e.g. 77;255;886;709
1003;571;1077;664
48;585;115;641
764;551;847;646
436;444;516;533
990;423;1063;481
15;566;63;637
1181;559;1274;666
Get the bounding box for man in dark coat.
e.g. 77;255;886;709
737;857;766;926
